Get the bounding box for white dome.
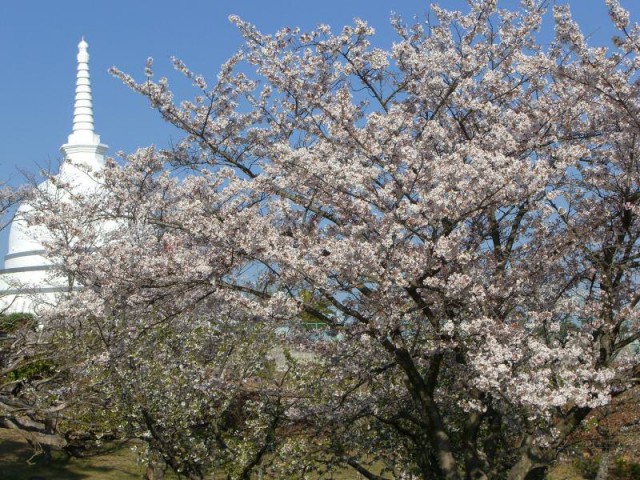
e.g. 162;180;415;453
0;202;55;314
6;202;50;263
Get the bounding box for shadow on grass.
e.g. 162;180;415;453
0;431;146;480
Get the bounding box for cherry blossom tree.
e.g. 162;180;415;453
30;0;640;478
0;183;72;457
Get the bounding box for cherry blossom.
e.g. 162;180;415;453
18;1;640;478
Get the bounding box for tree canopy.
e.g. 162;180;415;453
3;1;640;479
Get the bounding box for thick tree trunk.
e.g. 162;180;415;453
145;449;167;480
595;450;610;480
462;407;488;480
388;346;462;480
405;383;460;480
507;453;540;480
508;407;592;480
409;370;460;479
506;440;548;480
428;428;461;480
465;468;488;480
145;464;164;480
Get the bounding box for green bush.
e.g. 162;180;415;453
572;454;640;480
613;457;640;479
6;358;56;381
0;312;35;333
573;455;599;479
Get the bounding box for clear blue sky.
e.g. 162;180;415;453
0;0;632;184
2;0;631;256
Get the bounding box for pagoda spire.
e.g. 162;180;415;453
66;37;101;146
61;37;107;170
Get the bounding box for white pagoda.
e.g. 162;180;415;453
0;39;107;314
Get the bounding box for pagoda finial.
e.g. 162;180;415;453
68;37;98;145
61;37;108;170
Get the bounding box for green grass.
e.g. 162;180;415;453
0;429;362;479
1;428;591;479
0;429;148;480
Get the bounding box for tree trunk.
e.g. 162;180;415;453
145;449;167;480
419;394;461;480
462;409;488;480
506;447;547;480
595;450;610;480
507;452;534;480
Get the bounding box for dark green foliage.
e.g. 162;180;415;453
0;312;35;333
573;455;640;480
6;358;56;381
613;457;640;479
1;312;54;381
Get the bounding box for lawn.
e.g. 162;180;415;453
1;428;590;479
0;429;148;480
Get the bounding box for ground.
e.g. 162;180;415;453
3;427;636;480
0;429;147;480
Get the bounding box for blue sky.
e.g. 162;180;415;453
0;0;631;185
0;0;633;266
